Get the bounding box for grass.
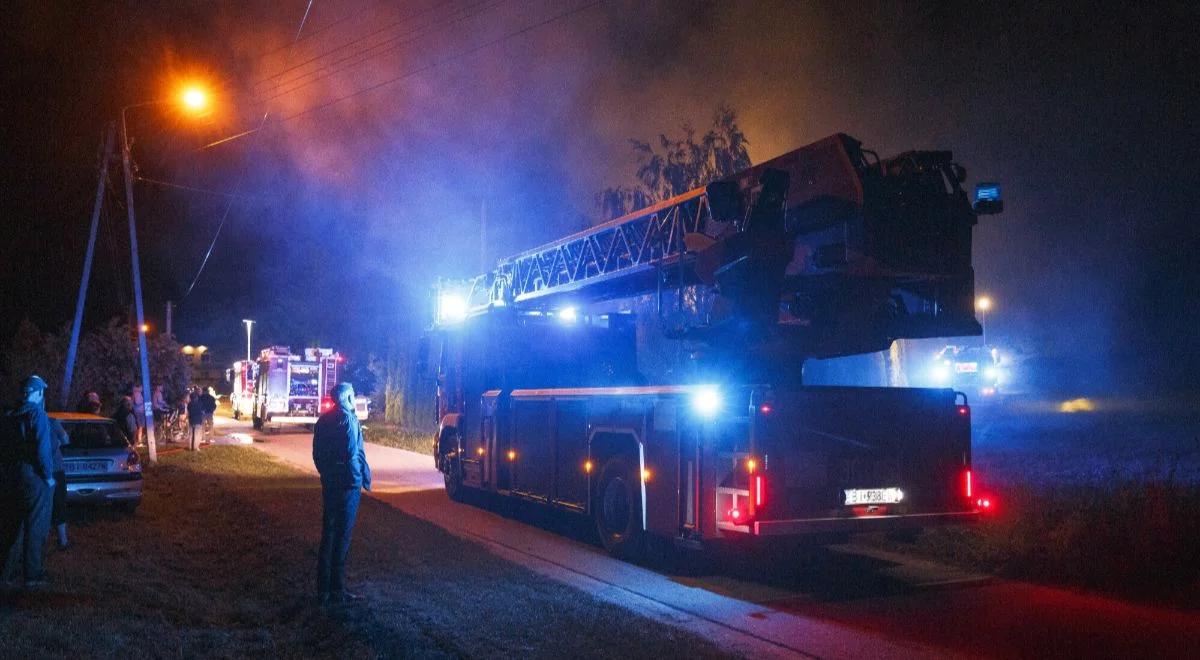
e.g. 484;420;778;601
897;479;1200;607
362;423;432;455
0;446;732;659
865;402;1200;607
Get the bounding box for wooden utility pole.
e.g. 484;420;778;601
62;124;116;409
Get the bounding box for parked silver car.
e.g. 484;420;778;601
50;412;143;513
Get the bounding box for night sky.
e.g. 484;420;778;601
2;1;1196;391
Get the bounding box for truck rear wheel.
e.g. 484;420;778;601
595;456;644;559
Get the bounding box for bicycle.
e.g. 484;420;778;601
156;407;189;445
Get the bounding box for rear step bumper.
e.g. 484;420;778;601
753;510;978;536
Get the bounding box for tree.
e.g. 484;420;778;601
0;318;191;412
596;104;752;220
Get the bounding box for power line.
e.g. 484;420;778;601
208;1;604;146
258;0;499;103
181;0;318;300
282;0;603;123
250;0;460;94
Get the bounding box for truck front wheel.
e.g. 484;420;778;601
595;456;644;559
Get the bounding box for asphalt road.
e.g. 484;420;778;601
221;416;1200;659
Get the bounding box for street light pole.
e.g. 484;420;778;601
242;319;254;361
121;104;158;464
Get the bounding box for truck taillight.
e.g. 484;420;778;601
754;475;764;507
957;404;970;416
964;469;973;498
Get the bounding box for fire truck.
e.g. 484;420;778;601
423;134;1002;557
241;347;368;429
228;359;255;420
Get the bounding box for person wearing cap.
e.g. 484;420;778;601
0;375;56;588
312;382;371;606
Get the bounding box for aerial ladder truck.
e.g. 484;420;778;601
422;134;1003;557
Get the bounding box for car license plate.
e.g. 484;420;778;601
955;362;979;373
844;487;904;505
65;461;109;473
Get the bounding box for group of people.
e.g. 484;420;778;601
184;385;217;451
77;384;217;450
3;371;370;601
1;375;70;590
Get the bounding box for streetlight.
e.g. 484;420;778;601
242;319;255;362
975;296;993;345
117;83;213;464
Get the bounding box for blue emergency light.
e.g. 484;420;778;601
973;182;1003;215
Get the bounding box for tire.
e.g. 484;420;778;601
444;457;465;502
116;501;139;515
594;456;644;559
252;407;263;430
438;429;466;502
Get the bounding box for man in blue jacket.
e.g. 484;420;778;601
1;375;56;588
312;382;371;605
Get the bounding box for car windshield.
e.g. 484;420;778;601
63;421;128;449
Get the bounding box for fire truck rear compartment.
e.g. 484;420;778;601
744;386;975;535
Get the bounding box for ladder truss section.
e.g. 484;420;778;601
494;188;711;306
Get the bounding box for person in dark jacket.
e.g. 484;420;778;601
75;391;101;415
200;387;217;439
312;382;371;605
112;396;138;445
1;375;56;588
48;419;69;550
186;387;206;451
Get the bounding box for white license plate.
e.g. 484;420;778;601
844;487;904;505
65;461;110;473
955;362;979;373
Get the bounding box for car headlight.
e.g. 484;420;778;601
932;366;952;384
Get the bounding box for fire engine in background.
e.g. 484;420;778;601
228;359;255;420
423;133;1002;557
228;347;368;430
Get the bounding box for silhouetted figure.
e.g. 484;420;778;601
200;387;217;438
312;382;371;606
76;391;101;415
186;387;206;451
1;375;56;588
112;396;138;445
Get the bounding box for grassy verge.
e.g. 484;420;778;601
882;479;1200;606
363;423;432;455
0;447;731;658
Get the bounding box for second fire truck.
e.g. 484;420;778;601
228;346;368;429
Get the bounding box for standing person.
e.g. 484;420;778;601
112;396;138;446
186;387;206;451
0;376;56;588
312;382;371;606
48;419;69;550
131;384;146;447
75;391;101;415
151;385;170;442
201;387;218;440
